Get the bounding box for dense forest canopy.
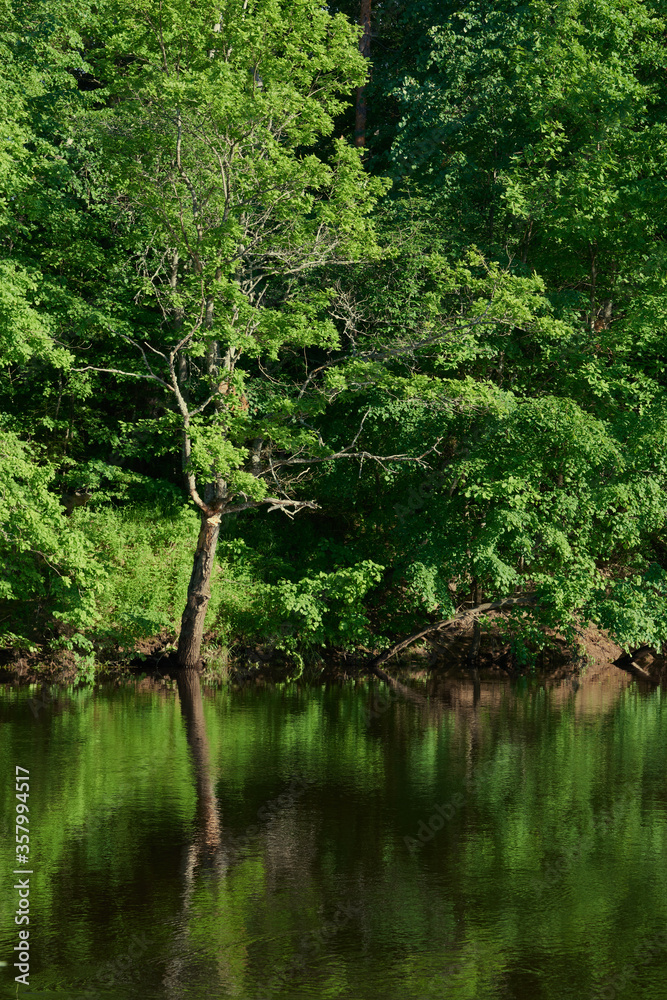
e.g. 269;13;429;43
2;0;667;672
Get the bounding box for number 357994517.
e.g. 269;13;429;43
15;767;29;856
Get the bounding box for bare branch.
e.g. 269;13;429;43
259;439;444;477
190;391;223;416
176;111;203;240
169;285;206;360
116;331;168;384
295;320;493;400
221;496;319;517
70;365;172;389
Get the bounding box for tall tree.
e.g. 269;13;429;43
69;0;390;668
355;0;372;147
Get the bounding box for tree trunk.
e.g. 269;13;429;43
355;0;372;147
177;510;221;669
589;243;597;332
467;580;482;674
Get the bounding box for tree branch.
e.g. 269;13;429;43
259;438;443;477
367;595;539;672
70;365;172;389
220;496;319;518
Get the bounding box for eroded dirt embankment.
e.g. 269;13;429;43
0;619;663;688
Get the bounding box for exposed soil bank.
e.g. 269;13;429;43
0;620;662;688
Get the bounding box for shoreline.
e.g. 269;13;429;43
0;617;661;688
0;646;657;690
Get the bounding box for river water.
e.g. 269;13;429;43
1;671;666;999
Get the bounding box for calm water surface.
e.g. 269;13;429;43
1;671;666;999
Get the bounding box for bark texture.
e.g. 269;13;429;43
177;510;221;669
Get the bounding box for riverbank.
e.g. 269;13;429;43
4;664;666;1000
1;618;662;688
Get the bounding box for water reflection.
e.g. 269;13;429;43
176;669;224;859
163;669;227;998
1;673;666;999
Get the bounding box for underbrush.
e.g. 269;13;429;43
2;502;383;678
4;495;667;685
1;503;263;664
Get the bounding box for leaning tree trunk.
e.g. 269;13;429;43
177;510;222;669
355;0;372;147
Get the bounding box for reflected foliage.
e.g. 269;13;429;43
1;680;667;996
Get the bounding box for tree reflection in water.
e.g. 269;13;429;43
163;669;229;997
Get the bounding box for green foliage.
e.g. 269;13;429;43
0;429;102;650
592;564;667;653
72;651;96;685
76;505;201;651
486;611;552;671
268;560;386;651
3;0;667;664
57;0;390;502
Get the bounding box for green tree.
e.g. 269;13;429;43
5;0;667;665
332;0;667;654
65;0;391;667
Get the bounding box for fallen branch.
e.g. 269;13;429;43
612;647;658;685
625;661;655;683
366;595;538;673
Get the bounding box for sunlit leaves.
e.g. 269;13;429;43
0;429;103;647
